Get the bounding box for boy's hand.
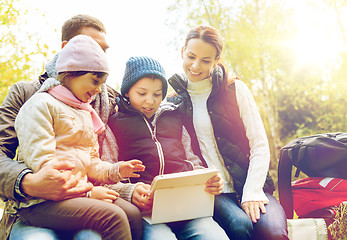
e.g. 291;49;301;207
90;186;119;203
205;173;224;195
132;183;153;211
119;160;145;178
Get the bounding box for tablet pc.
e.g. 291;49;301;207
150;168;219;191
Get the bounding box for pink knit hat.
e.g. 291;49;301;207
56;35;109;74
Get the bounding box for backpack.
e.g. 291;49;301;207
292;177;347;217
278;132;347;219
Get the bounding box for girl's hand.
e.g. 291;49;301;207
119;160;145;178
205;173;223;195
241;201;267;223
90;186;119;203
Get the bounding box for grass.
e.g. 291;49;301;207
328;203;347;240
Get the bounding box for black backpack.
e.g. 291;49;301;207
278;132;347;219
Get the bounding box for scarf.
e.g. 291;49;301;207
48;84;105;134
93;83;119;163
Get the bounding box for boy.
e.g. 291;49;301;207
108;56;228;240
108;56;203;184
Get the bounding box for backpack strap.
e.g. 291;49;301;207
278;147;294;219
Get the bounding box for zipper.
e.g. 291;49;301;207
120;97;178;176
142;116;166;175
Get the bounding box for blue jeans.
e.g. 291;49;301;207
9;219;102;240
214;193;289;240
142;217;229;240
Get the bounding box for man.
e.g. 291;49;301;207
0;14;150;240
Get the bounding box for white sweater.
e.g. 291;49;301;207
187;79;270;204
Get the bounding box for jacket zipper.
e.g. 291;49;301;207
142;116;165;175
121;98;177;176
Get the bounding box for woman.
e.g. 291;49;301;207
168;25;289;240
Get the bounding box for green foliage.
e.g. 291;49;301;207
323;0;347;8
0;0;19;25
0;0;51;104
328;203;347;240
277;62;346;137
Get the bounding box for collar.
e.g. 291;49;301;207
48;84;105;134
187;78;212;96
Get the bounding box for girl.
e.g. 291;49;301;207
108;56;229;240
14;35;145;240
168;26;289;240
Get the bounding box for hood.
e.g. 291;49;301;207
45;53;60;78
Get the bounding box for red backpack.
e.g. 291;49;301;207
278;132;347;219
292;177;347;217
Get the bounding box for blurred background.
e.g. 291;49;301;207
1;0;347;191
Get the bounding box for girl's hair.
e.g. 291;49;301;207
184;25;231;85
58;71;108;83
61;15;106;42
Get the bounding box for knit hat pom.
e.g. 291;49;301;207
56;35;109;74
121;56;168;98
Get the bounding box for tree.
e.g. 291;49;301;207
0;0;50;104
323;0;347;42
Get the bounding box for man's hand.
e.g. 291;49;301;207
131;183;153;211
205;173;223;195
21;161;92;201
90;186;119;203
242;201;267;223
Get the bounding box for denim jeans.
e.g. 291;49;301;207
142;217;229;240
214;192;289;240
9;219;102;240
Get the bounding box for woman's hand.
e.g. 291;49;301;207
131;183;153;211
241;201;267;223
90;186;119;203
205;173;223;195
119;160;145;178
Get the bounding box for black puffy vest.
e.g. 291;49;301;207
168;69;275;197
108;98;194;184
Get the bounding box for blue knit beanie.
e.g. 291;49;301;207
121;56;168;98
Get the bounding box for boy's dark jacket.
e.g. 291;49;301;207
167;66;275;198
108;97;195;184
